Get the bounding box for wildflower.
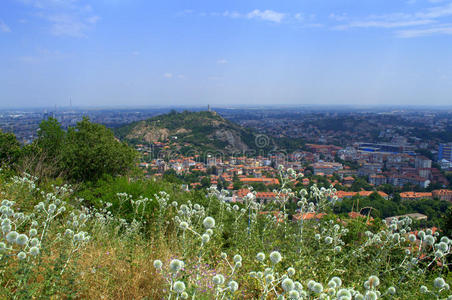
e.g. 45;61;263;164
29;246;40;256
206;229;213;236
201;233;210;244
282;278;295;292
365;291;377;300
424;235;435;246
233;254;242;264
331;277;342;287
17;251;27;260
438;242;448;252
0;242;6;251
265;274;274;283
434;277;446;289
173;281;186;294
418;230;425;239
153;260;163;269
315;234;321;240
6;231;18;244
269;251;282;264
324;236;333;244
288;290;300;299
287;267;295;276
368;275;380;288
337;289;351;299
420;285;428;293
311;282;323;294
256;252;265;262
408;234;416;242
30;238;39;247
29;228;38;237
228;280;238;292
181;292;188;299
387;286;396;295
220;252;227;259
203;217;215;229
213;274;225;285
169;259;183;273
179;221;189;230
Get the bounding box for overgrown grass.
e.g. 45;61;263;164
0;169;451;299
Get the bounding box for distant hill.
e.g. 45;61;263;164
115;110;274;154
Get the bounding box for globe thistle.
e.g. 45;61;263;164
294;281;303;292
220;252;227;259
288;290;300;299
173;281;186;294
337;289;352;300
265;274;275;283
408;234;416;242
6;231;18;244
365;291;377;300
334;246;342;252
206;229;213;236
387;286;396;295
17;251;27;260
418;230;425;239
233;254;242;264
2;224;11;233
315;234;321;240
15;234;29;246
169;259;183;273
287;267;295;277
311;282;323;294
435;250;444;258
324;236;333;244
440;236;450;244
269;251;282;264
405;249;411;255
434;277;446;289
30;237;39;247
0;242;6;251
438;242;449;252
307;280;315;290
282;278;295;292
153;259;163;269
355;293;365;300
424;235;435;246
233;205;239;211
48;203;56;213
420;285;428;293
29;228;37;237
213;274;225;285
256;252;265;262
203;217;215;229
201;233;210;244
228;280;238;292
29;246;40;256
179;221;189;230
180;292;188;299
327;280;337;289
368;275;380;288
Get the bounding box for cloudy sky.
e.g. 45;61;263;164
1;0;452;108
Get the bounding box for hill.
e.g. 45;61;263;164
115;110;273;154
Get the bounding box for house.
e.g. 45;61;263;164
432;189;452;202
399;192;433;201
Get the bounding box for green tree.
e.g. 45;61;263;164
0;130;22;168
61;117;137;182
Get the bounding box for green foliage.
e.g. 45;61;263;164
0;130;22;168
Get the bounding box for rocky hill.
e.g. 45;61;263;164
115;110;273;154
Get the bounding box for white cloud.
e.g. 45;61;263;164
247;9;285;23
217;58;228;64
0;20;11;33
163;73;173;78
16;0;100;37
335;19;435;30
396;24;452;37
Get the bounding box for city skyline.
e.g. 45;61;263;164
1;0;452;107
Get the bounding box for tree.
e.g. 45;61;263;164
61;117;137;182
0;130;21;168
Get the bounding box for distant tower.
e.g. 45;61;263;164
208;104;211;112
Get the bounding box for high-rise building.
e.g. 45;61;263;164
438;143;452;162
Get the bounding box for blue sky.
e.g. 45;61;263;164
1;0;452;108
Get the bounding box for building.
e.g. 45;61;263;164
432;189;452;202
312;162;343;175
438;143;452;162
399;192;433;201
385;213;428;224
369;174;387;186
415;156;432;169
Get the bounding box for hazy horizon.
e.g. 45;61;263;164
1;0;452;107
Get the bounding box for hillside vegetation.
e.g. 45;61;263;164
115;110;272;154
0;119;451;299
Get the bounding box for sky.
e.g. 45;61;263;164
0;0;452;108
